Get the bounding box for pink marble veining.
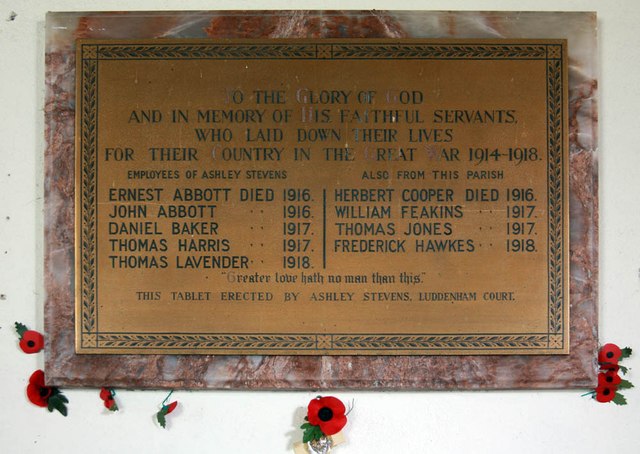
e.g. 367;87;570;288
44;11;598;389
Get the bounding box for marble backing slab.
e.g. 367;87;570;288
44;10;598;389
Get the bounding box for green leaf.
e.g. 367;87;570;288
303;425;324;443
157;411;167;428
618;379;634;390
612;393;628;406
55;402;68;417
619;365;629;375
300;422;313;430
48;395;68;416
311;426;324;441
14;322;28;338
621;347;633;359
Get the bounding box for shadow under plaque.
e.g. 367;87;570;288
45;10;598;389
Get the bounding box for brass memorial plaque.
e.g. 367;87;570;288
75;39;569;355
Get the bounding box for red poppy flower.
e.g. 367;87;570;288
27;370;53;407
598;371;622;387
599;344;622;365
307;396;347;436
595;384;616;403
103;396;116;410
99;387;112;401
99;388;118;411
18;330;44;354
164;401;178;414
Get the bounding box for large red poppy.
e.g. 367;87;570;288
595;384;616;403
19;330;44;354
598;344;622;365
27;370;52;407
307;396;347;436
598;371;622;387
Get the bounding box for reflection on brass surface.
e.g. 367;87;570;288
75;39;569;355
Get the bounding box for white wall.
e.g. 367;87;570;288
1;1;639;453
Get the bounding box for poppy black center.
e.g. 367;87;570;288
39;387;50;397
27;340;35;347
603;389;611;396
606;352;614;359
606;376;613;383
318;407;333;422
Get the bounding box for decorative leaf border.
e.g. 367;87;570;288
90;333;550;351
80;47;98;344
78;41;567;353
94;43;549;60
97;44;317;59
546;57;565;342
96;334;318;350
331;334;550;350
330;44;548;59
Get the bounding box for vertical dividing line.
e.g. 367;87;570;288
323;189;327;269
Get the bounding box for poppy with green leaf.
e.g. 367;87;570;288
585;343;633;405
15;322;44;354
99;387;119;411
26;370;68;416
156;391;178;428
301;396;348;443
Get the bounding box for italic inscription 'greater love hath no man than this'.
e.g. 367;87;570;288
75;39;569;355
